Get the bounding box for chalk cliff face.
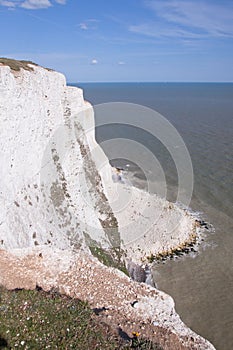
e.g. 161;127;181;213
0;61;215;350
0;61;197;263
0;62;116;253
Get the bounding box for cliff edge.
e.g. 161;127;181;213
0;59;215;349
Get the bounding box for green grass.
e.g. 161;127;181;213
0;286;163;349
89;246;129;276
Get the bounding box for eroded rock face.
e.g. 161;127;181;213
0;62;216;349
0;62;198;261
0;63;116;253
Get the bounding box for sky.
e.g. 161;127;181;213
0;0;233;82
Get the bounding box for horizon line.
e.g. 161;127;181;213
69;81;233;84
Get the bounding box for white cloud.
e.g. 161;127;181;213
130;0;233;39
0;0;66;9
79;22;88;30
118;61;126;65
0;1;16;7
78;19;99;31
21;0;51;9
91;59;98;65
130;23;204;39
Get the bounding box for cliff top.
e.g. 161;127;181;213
0;57;53;72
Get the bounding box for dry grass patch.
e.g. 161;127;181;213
0;58;37;71
0;58;53;72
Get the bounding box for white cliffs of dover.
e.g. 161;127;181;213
0;61;197;262
0;62;112;252
0;61;215;350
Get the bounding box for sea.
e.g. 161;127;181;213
70;82;233;350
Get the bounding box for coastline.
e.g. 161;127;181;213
0;59;215;349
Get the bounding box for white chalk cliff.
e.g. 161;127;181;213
0;60;215;349
0;61;196;260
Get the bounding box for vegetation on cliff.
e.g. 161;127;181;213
0;58;53;72
0;58;36;71
0;286;162;349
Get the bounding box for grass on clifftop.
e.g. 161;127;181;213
0;58;53;72
0;286;163;350
0;58;37;71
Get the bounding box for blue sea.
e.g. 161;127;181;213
70;82;233;350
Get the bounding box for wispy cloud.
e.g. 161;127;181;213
21;0;52;9
78;19;99;31
0;0;66;9
0;1;15;7
130;22;205;39
130;0;233;39
79;22;88;30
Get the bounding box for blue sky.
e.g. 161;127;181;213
1;0;233;82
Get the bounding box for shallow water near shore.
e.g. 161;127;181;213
71;82;233;350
